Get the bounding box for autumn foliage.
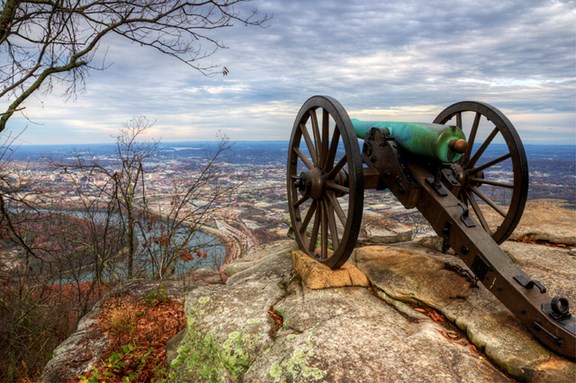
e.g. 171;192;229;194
70;292;186;382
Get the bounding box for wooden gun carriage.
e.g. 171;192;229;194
286;95;575;359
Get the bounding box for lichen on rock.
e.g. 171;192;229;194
171;327;257;382
269;334;326;383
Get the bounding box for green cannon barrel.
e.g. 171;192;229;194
351;119;467;163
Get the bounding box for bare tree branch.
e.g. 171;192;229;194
0;0;270;132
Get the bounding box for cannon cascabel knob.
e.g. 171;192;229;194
449;138;468;154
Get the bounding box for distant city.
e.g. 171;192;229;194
10;140;575;201
5;140;575;249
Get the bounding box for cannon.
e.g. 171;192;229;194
286;95;575;359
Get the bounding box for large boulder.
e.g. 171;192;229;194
169;241;513;382
168;236;575;382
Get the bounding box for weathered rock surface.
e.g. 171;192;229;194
170;241;511;382
43;200;576;383
166;236;575;382
355;243;575;382
508;199;576;245
357;209;413;245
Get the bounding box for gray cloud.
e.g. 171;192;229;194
7;0;575;144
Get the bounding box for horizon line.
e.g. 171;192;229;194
15;140;576;147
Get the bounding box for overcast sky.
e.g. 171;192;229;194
6;0;576;145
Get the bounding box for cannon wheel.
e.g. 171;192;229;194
287;96;364;269
434;101;528;244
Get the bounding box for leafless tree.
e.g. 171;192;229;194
54;116;240;279
138;131;236;279
0;0;269;132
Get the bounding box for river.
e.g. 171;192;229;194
10;207;226;282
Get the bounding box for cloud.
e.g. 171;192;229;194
4;0;575;145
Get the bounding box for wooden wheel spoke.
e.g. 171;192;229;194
299;200;317;234
471;186;507;218
324;128;340;171
327;155;347;180
469;152;512;174
293;194;310;208
321;109;329;167
466;190;491;232
326;180;349;195
294;147;314;170
468;127;498;168
309;110;321;164
463;112;481;164
456;111;462;129
324;197;340;249
327;192;347;226
320;200;328;259
300;123;318;166
309;203;321;252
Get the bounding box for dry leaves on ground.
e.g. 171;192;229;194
69;292;186;382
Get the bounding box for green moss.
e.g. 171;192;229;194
198;296;211;305
246;317;263;325
270;362;283;381
186;333;223;382
171;310;258;382
269;335;326;383
221;331;252;377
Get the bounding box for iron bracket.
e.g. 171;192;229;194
513;274;547;294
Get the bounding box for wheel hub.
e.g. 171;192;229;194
468;169;485;188
296;168;325;200
295;168;350;200
451;163;484;189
